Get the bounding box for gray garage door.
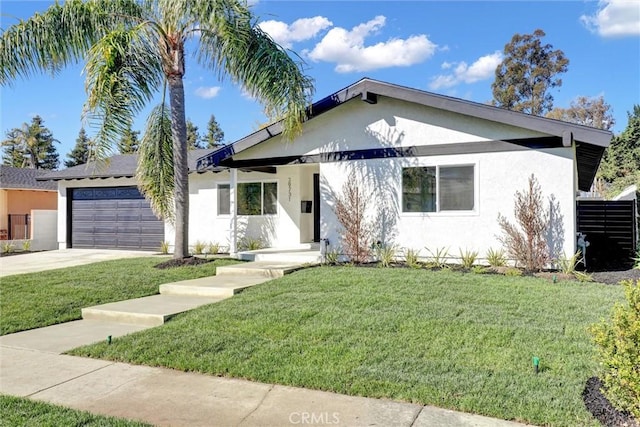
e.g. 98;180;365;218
70;187;164;250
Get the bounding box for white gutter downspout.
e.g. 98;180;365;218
229;168;238;256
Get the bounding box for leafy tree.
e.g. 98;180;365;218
597;105;640;198
65;128;93;167
492;29;569;116
546;96;615;130
186;119;203;150
117;126;140;154
1;116;59;169
0;0;313;259
206;114;225;147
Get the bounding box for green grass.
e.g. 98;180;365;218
0;257;240;335
69;267;624;426
0;395;151;426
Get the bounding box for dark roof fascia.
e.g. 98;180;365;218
196;78;612;171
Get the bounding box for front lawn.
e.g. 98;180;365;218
0;395;151;426
69;267;623;426
0;257;239;335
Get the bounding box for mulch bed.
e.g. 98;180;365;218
582;377;638;427
591;268;640;285
154;257;213;269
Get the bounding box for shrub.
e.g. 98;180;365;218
633;249;640;270
404;248;421;269
497;174;550;272
504;267;523;277
192;240;207;255
459;248;478;269
207;241;221;255
1;241;15;254
471;265;489;274
21;240;31;252
239;237;264;251
556;251;583;275
333;172;373;264
425;247;449;269
324;247;340;265
159;241;170;254
590;280;640;419
376;244;397;268
485;247;506;267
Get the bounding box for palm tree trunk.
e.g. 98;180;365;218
168;75;189;259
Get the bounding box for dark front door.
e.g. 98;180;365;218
313;173;320;242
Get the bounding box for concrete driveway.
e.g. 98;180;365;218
0;249;157;277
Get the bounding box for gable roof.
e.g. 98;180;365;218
0;165;57;190
37;149;218;181
197;78;612;191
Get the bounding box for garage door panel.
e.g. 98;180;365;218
70;186;164;250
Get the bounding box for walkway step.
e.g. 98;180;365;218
82;295;223;327
159;275;271;297
216;261;308;278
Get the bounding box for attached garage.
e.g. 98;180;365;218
68;186;164;250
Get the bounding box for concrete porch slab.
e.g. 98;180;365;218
159;274;271;297
216;261;311;278
82;294;223;327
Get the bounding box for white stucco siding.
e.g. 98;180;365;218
233;96;549;162
319;147;576;263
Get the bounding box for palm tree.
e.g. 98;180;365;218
0;0;313;259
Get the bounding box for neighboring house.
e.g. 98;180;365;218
0;165;57;241
40;79;612;260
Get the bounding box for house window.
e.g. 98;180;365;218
235;182;278;216
218;184;230;215
402;165;474;212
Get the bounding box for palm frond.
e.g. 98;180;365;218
0;0;143;85
190;0;314;140
83;22;163;159
136;102;174;222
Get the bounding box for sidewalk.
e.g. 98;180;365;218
0;322;530;427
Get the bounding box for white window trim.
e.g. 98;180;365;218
217;180;279;217
401;163;479;217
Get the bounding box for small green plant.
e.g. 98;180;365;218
590;279;640;419
324;247;340;265
459;248;478;269
1;241;15;254
21;240;31;252
504;267;523;277
486;247;507;267
633;248;640;270
207;241;221;255
239;237;265;251
426;246;449;269
556;251;583;275
376;244;397;268
192;240;207;255
574;271;593;283
404;248;421;269
471;265;489;274
159;241;170;254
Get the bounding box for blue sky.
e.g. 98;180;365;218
1;0;639;167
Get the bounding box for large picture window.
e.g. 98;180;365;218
218;181;277;216
402;165;474;212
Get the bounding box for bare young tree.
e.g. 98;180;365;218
498;174;550;272
334;172;373;263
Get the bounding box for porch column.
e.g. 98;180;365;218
229;168;238;255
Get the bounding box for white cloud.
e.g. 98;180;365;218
194;86;221;99
580;0;640;37
306;15;437;73
428;51;503;90
258;16;333;49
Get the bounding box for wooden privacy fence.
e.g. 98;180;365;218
576;200;638;270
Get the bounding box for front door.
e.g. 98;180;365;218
313;173;320;242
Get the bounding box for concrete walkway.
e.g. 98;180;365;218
0;259;532;426
0;248;156;277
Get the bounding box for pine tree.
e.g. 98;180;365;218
186;119;203;150
492;29;569;116
65;128;92;167
1;115;59;169
118;127;140;154
206;114;225;148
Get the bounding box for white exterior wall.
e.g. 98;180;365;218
30;209;58;251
